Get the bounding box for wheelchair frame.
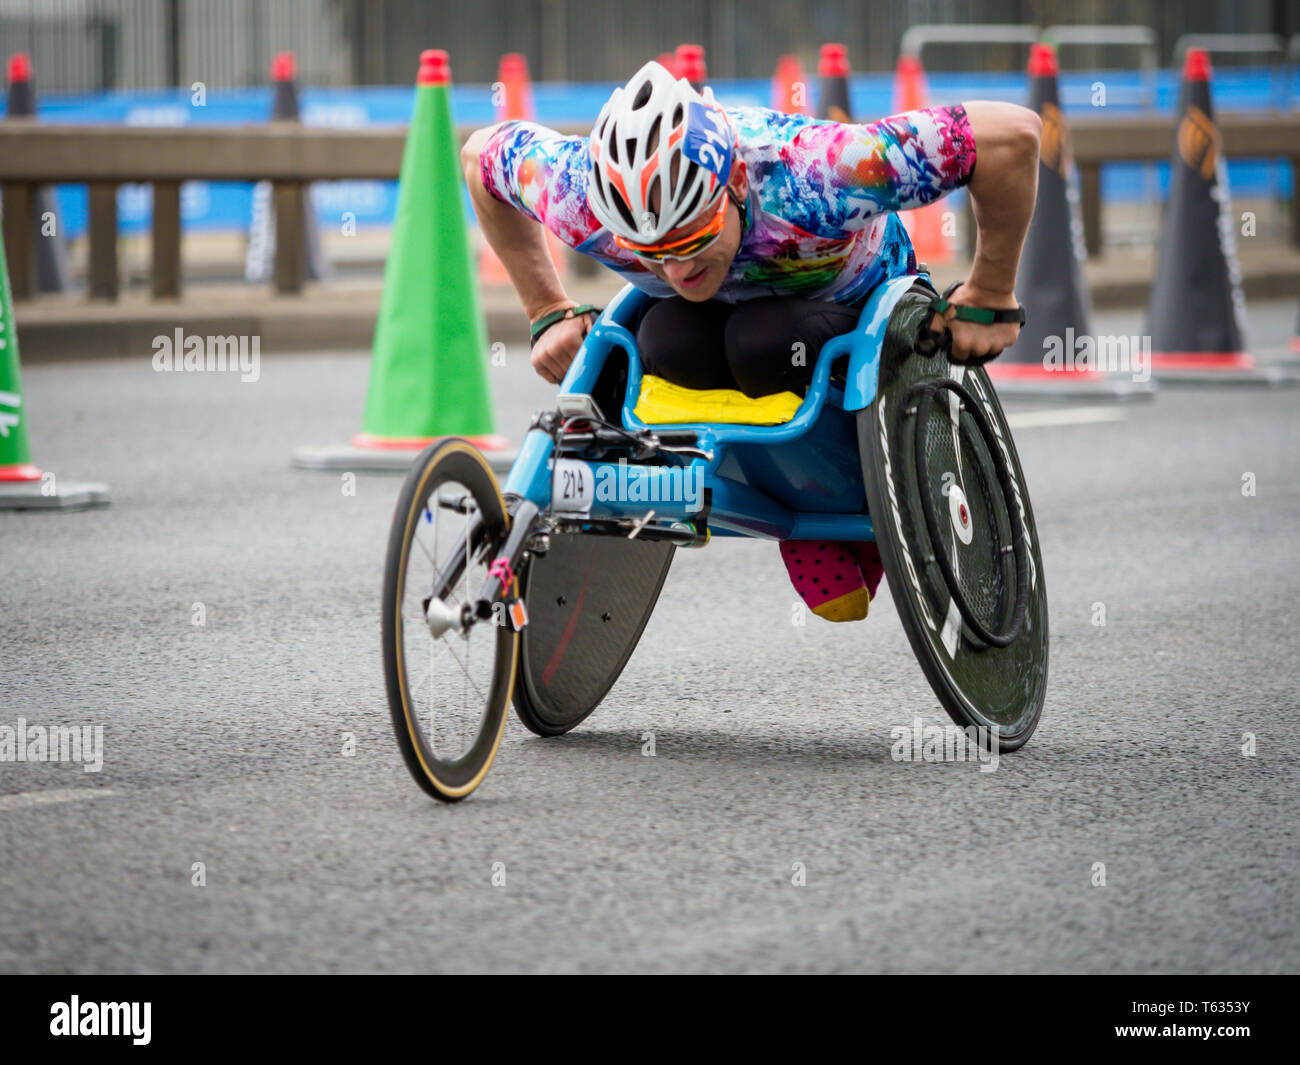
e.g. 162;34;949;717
502;272;929;542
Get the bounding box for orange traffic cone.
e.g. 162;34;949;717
675;44;706;92
495;52;534;121
772;54;810;115
478;52;565;285
893;53;952;264
655;52;679;77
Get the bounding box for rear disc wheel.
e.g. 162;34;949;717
859;290;1049;750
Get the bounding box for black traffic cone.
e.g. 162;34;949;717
4;53;72;295
817;44;852;122
992;44;1149;398
1146;49;1260;383
244;52;329;284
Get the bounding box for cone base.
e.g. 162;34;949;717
983;363;1157;401
351;431;512;452
986;363;1107;380
0;463;44;482
0;479;111;510
1149;352;1255;372
1147;352;1298;388
292;438;518;474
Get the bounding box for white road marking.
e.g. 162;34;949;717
1006;407;1127;429
0;788;116;813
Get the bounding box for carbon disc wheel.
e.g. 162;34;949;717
859;289;1048;750
513;532;674;737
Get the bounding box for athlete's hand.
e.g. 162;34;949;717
928;282;1023;363
529;303;596;385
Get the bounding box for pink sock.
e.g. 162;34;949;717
779;539;871;621
847;540;885;598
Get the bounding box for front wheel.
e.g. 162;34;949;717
381;438;519;801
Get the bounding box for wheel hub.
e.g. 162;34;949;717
947;482;974;546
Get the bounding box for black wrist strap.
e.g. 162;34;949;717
916;281;1027;365
529;304;603;349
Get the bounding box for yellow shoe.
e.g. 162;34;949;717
812;586;871;622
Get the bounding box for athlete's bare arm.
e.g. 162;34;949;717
462;125;590;384
938;101;1042;362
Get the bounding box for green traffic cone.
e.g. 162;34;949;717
354;49;506;452
0;230;40;482
0;232;109;509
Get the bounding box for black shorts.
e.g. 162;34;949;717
635;295;863;398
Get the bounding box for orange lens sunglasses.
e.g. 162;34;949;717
613;187;733;263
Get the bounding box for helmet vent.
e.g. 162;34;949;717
646;115;662;155
632;81;653;109
610;188;636;231
680;159;700;198
672;103;683;128
608;136;619;165
680;182;703;220
625;137;637;162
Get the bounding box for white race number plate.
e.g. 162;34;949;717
551;459;594;517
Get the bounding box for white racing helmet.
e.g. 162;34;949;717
587;60;736;244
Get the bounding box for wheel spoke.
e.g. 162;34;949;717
409;662;434;698
438;637;489;705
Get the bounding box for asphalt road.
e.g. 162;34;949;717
2;302;1298;973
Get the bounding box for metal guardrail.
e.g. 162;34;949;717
899;23;1040;65
1069;113;1300;254
1174;33;1287;62
0;116;1296;299
0;122;584;301
1042;25;1158;108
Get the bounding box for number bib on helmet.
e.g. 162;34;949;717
683;101;733;184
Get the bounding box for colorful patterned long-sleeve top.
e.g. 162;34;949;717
480;104;976;306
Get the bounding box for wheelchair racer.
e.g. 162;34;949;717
462;60;1040;622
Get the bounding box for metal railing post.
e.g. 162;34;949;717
1;182;35;301
87;181;119;300
151;180;182;299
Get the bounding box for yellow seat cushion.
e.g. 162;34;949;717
633;374;803;426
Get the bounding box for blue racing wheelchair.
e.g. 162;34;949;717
381;273;1049;801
